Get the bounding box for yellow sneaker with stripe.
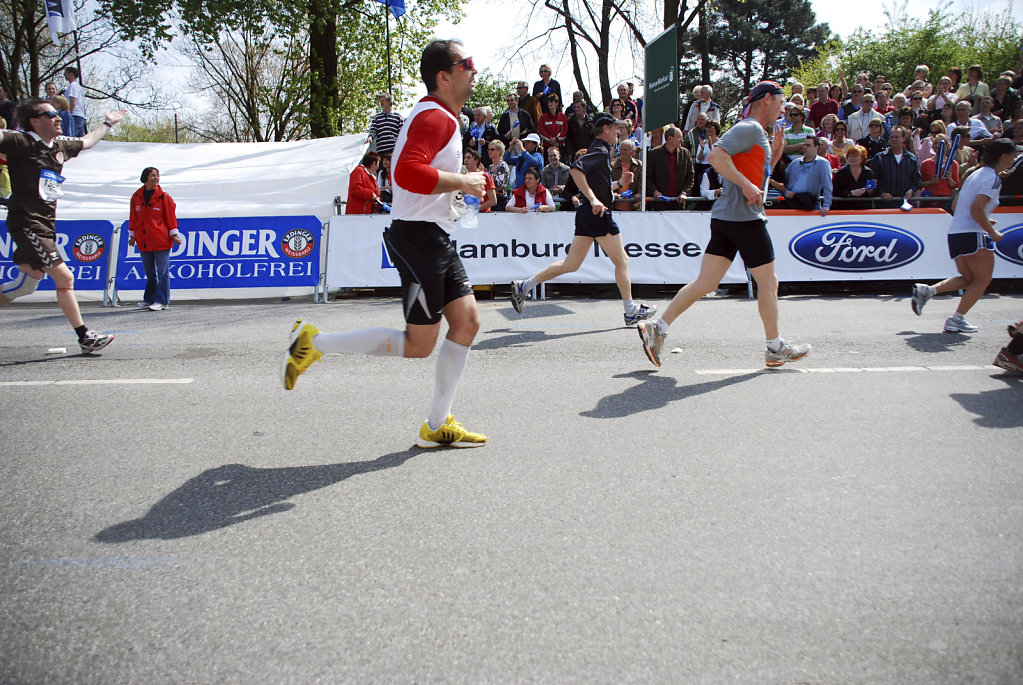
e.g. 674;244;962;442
282;319;322;390
416;415;487;448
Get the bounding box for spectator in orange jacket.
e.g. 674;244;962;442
346;152;381;214
129;167;182;311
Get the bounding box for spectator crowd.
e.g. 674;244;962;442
356;59;1023;215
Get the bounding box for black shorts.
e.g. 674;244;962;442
8;225;63;271
383;220;473;326
704;218;775;269
947;232;993;260
574;203;621;238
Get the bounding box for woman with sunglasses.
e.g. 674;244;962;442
0;100;125;352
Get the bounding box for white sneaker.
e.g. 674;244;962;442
911;283;933;316
944;316;977;333
136;301;150;309
149;303;166;311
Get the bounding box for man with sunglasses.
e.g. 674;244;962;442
0;99;125;352
283;40;489;449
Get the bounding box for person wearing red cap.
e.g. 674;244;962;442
638;81;812;369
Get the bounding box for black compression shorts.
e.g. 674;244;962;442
383;220;473;326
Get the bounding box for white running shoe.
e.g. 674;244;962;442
944;316;978;333
911;283;933;316
765;341;811;368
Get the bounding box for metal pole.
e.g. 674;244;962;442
174;113;179;144
384;6;392;95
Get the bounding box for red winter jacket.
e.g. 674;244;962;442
346;164;379;215
129;185;178;252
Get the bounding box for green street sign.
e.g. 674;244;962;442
644;24;679;131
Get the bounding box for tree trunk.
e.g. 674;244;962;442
699;3;709;85
597;0;612;108
307;0;338;138
563;0;592;108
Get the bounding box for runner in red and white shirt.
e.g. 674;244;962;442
283;39;489;448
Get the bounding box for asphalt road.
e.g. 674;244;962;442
1;287;1021;684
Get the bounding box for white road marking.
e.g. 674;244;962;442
694;365;989;375
0;378;194;386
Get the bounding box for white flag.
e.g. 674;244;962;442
45;0;76;46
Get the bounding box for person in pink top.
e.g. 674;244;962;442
283;39;489;448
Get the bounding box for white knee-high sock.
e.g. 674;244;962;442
0;273;41;303
312;328;404;356
428;339;470;430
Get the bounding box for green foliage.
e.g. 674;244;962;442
100;0;466;139
465;70;516;118
105;117;201;143
793;4;1023;92
703;0;831;93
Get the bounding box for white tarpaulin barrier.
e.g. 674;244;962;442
59;135;366;222
325;208;1023;289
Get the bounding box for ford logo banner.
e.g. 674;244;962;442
993;223;1023;266
788;222;924;273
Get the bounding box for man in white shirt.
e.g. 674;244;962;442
63;67;86;137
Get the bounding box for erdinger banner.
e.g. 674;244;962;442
0;219;113;291
115;216;321;290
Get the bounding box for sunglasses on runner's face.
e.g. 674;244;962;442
452;56;474;72
35;110;60;119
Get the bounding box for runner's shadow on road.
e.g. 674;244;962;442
949;375;1023;428
898;330;971;353
92;449;421;542
475;326;623;350
581;369;762;418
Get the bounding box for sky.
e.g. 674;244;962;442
429;0;1023;100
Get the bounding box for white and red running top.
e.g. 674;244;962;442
390;96;465;234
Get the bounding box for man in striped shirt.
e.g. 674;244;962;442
368;93;403;156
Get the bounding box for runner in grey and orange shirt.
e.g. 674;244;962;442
638;81;812;369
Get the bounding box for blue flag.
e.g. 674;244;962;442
375;0;406;19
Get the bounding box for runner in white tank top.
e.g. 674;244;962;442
283;40;490;448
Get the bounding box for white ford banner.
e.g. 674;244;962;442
326;208;1023;288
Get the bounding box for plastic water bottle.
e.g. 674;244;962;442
461;195;480;229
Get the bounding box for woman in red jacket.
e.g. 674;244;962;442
129;167;182;311
346;152;381;214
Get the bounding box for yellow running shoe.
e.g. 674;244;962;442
282;319;322;390
416;415;487;448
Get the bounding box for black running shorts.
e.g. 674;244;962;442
9;225;63;271
383;220;473;326
704;218;775;269
574;203;621;238
947;232;993;260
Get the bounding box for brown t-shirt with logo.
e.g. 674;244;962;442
0;131;83;236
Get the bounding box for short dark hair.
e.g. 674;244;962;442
419;39;463;92
805;135;819;147
464;149;482;163
360;151;380;168
16;99;51;133
523;166;541;181
981;138;1014;166
64;66;79;79
140;167;159;183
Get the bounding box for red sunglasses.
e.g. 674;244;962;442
452;56;475;72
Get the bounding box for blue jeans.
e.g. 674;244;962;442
139;249;171;305
71;115;86;137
